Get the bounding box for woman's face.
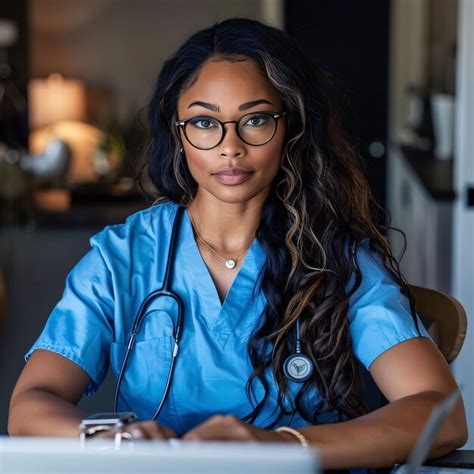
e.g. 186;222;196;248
176;58;286;205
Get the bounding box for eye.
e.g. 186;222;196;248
188;117;219;129
242;114;269;127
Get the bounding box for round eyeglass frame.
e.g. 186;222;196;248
175;110;287;150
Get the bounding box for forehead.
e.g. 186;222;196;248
177;58;282;112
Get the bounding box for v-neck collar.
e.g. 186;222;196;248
178;204;266;333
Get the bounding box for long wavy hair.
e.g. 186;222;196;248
136;18;420;427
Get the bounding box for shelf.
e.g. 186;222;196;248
399;145;455;202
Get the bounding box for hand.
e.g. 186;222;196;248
93;420;177;440
181;414;299;443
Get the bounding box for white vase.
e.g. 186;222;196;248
431;93;455;160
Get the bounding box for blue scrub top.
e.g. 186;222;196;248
25;200;430;436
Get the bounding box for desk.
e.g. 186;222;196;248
391;451;474;474
426;450;474;470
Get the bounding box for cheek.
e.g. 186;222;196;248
184;151;212;182
256;153;280;181
258;140;285;177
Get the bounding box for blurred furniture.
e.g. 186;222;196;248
29;121;107;183
410;284;468;363
28;74;123;183
28;74;86;130
388;145;454;293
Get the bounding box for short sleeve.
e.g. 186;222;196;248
24;234;114;396
347;238;431;370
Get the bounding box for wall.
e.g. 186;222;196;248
429;0;457;93
452;0;474;450
387;0;430;264
29;0;278;126
387;0;429;148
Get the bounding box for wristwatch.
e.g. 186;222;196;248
79;412;137;448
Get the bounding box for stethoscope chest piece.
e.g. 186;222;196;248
283;352;314;382
282;317;314;383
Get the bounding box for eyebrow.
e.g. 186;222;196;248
186;99;273;112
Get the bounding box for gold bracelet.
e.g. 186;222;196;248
275;426;309;448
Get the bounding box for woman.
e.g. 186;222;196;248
8;18;467;470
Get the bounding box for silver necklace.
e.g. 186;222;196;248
188;207;253;269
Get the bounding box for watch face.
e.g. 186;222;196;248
81;412;137;426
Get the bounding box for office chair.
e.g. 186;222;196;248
362;284;467;416
409;284;468;363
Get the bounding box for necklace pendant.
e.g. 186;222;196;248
225;259;236;269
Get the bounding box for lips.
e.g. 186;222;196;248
212;168;254;185
214;168;253;176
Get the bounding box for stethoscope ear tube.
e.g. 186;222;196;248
113;206;185;415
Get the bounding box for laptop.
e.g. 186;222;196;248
0;436;319;474
394;388;462;474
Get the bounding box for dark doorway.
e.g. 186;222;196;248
285;0;391;220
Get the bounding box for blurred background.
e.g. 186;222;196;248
0;0;472;449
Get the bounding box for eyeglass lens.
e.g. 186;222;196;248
184;112;277;149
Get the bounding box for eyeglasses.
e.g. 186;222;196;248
175;110;287;150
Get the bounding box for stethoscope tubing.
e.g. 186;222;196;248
113;206;185;417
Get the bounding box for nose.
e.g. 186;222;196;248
218;122;245;158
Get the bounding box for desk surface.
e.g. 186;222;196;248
426;450;474;469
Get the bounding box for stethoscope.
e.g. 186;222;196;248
113;205;315;420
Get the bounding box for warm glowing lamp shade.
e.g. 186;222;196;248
28;74;86;130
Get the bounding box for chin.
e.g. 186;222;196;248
213;193;253;205
211;186;270;205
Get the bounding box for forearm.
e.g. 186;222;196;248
8;388;86;437
298;391;467;469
